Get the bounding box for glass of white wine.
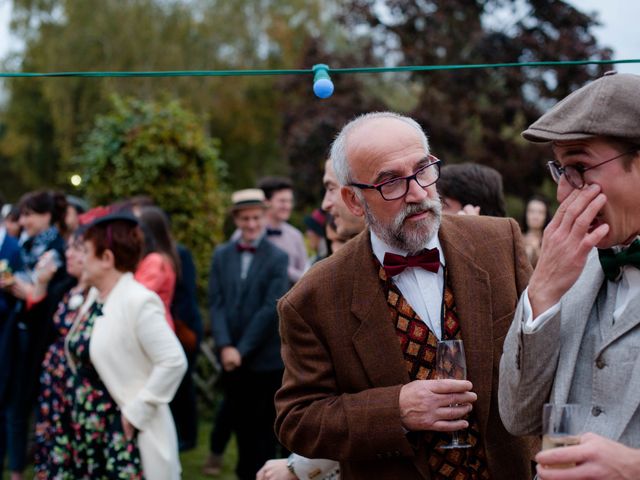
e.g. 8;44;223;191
435;339;471;449
541;403;586;468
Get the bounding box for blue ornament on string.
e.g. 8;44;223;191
312;64;334;99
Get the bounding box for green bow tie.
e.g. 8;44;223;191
598;239;640;282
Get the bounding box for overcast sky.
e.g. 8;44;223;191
0;1;638;74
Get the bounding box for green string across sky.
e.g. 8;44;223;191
0;58;638;78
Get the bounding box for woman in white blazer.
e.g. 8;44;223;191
65;213;187;480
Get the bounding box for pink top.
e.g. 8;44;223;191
135;252;176;331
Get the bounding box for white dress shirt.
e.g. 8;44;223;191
238;234;264;280
370;231;445;339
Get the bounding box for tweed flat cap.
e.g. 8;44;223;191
522;71;640;144
231;188;266;211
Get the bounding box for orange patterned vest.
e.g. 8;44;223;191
378;264;491;480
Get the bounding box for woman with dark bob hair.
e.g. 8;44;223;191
62;213;187;479
1;190;71;480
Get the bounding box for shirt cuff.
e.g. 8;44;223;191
522;286;561;333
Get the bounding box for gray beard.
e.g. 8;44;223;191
364;198;442;253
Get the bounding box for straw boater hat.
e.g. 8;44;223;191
230;188;267;212
522;71;640;144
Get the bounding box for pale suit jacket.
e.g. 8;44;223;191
275;215;538;480
90;273;188;480
499;250;640;447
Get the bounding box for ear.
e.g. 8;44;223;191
100;249;116;269
341;186;365;217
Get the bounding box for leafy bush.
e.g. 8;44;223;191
76;95;228;301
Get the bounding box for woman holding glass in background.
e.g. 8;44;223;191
1;190;70;480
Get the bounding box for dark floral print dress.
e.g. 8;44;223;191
62;301;144;479
34;286;88;478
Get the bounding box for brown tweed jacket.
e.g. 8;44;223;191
275;215;538;480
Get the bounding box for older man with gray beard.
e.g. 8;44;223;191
275;112;537;480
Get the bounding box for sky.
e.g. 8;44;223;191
0;1;639;75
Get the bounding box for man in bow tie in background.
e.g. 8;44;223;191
275;112;536;479
499;72;640;480
258;176;309;284
208;188;289;480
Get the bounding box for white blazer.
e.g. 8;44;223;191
90;272;187;480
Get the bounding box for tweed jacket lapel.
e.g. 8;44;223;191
229;240;246;297
348;231;431;479
349;231;410;388
438;216;493;435
600;275;640;351
553;251;605;403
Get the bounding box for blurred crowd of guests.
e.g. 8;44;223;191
0;167;549;480
0;191;200;479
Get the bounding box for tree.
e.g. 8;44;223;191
75;95;227;297
0;0;616;211
339;0;613;200
0;0;336;195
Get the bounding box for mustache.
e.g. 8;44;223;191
396;199;441;223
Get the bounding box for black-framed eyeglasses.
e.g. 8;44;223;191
348;156;441;201
547;149;638;189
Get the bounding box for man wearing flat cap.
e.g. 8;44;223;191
499;71;640;479
208;189;289;480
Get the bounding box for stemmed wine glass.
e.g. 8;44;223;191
435;339;471;449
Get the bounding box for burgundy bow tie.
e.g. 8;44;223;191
383;248;440;277
236;244;256;254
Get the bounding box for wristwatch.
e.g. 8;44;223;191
286;454;297;477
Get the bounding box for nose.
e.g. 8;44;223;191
404;177;429;203
556;174;575;203
321;190;334;213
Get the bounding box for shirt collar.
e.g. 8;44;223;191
370;229;444;267
237;231;265;248
0;225;5;248
612;235;640;253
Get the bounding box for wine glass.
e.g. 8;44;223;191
540;404;586;468
435;339;471;449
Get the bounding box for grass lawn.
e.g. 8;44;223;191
2;418;240;480
181;419;239;480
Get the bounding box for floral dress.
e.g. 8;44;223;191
62;302;144;479
34;286;88;478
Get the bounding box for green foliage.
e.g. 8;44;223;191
0;0;334;197
0;0;617;209
75;95;227;298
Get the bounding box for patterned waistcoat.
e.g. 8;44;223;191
378;264;491;480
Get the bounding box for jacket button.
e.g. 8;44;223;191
595;357;606;369
591;406;603;417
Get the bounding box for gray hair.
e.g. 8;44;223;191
329;112;430;186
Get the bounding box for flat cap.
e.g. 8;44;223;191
523;71;640;144
231;188;266;211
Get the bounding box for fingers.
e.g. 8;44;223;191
400;380;477;432
554;185;601;237
536;463;585;480
429;379;474;394
430;418;470;432
550;184;598;228
536;443;585;466
437;403;473;420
